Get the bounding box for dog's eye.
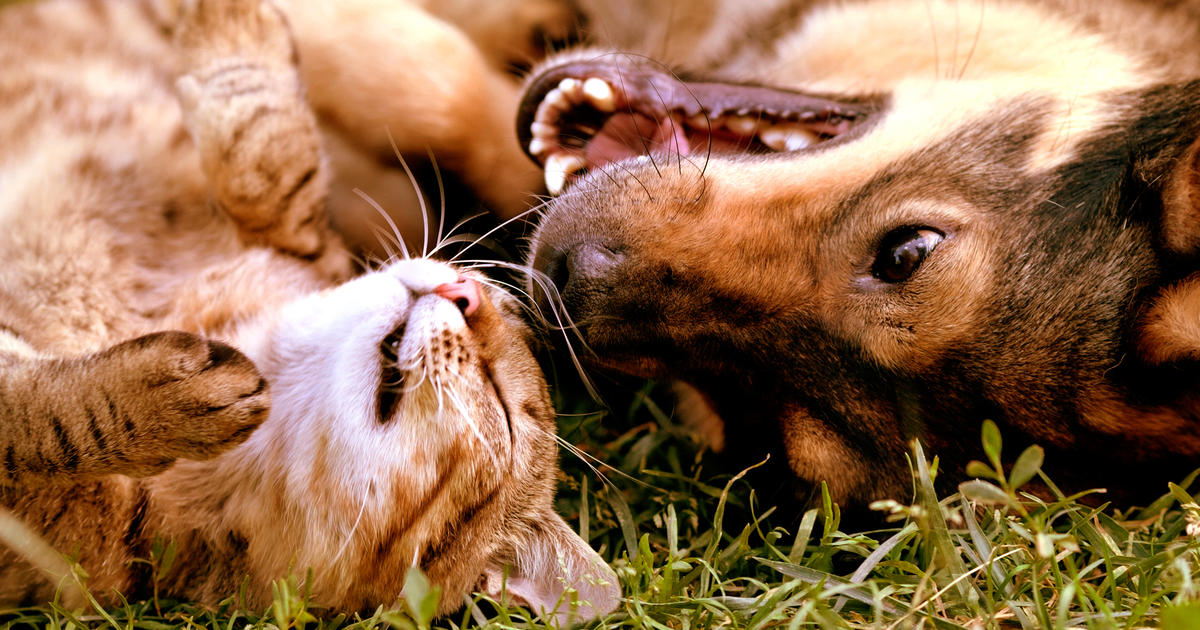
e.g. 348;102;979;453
872;228;944;283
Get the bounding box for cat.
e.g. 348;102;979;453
0;0;617;622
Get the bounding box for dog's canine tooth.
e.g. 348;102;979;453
758;125;819;151
582;78;616;112
544;152;587;195
725;115;759;135
557;78;583;101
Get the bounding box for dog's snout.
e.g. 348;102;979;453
552;242;624;299
570;241;624;281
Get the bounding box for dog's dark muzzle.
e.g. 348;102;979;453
532;239;626;329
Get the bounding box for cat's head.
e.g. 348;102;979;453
174;258;618;622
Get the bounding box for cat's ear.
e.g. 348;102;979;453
483;512;620;625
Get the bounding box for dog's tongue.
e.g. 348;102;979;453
584;112;760;167
585;113;689;166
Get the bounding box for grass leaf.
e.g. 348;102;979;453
1008;445;1044;490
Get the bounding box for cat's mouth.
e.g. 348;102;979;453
377;322;408;423
373;302;512;434
516;58;880;194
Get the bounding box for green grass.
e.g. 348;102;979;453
4;380;1200;629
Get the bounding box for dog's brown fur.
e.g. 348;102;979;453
521;0;1200;507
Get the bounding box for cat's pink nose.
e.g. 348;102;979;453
433;277;480;317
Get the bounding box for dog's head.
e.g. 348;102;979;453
521;1;1200;505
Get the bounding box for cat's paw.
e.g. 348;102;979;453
173;0;331;261
175;0;296;77
97;331;270;475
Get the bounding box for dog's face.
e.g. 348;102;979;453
521;1;1200;504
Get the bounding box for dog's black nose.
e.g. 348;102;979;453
544;241;625;306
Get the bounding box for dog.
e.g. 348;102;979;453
516;0;1200;507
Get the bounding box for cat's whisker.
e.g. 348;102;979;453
437;253;601;400
345;248;371;274
354;188;410;260
442;201;551;263
385;129;430;258
445;386;502;471
459;270;543;321
328;486;370;567
524;267;602;401
547;431;615;489
535;424;657;491
424;147;448;260
427;210;492;260
367;223;401;263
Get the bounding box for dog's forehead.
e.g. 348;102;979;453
755;0;1156;93
700;80;1122;226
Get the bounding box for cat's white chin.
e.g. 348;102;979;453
235;257;507;483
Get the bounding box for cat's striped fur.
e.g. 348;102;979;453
0;0;617;621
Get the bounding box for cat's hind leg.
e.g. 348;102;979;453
173;0;340;266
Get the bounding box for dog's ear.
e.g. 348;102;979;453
1137;273;1200;364
1160;131;1200;256
1139;130;1200;364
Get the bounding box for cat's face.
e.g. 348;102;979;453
209;258;618;621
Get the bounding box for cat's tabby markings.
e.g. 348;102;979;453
0;0;617;622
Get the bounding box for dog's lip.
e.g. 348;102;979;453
517;58;880;193
580;347;668;379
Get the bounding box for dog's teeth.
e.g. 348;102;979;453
758;125;819;151
534;99;558;124
557;78;583;101
725;115;760;135
529;138;551;156
534;86;573;125
544;153;587;195
685;113;711;129
545;88;569;109
531;121;557;139
582;78;616;112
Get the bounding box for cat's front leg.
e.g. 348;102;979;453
0;332;268;486
173;0;339;265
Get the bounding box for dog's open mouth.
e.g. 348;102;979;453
517;59;879;194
